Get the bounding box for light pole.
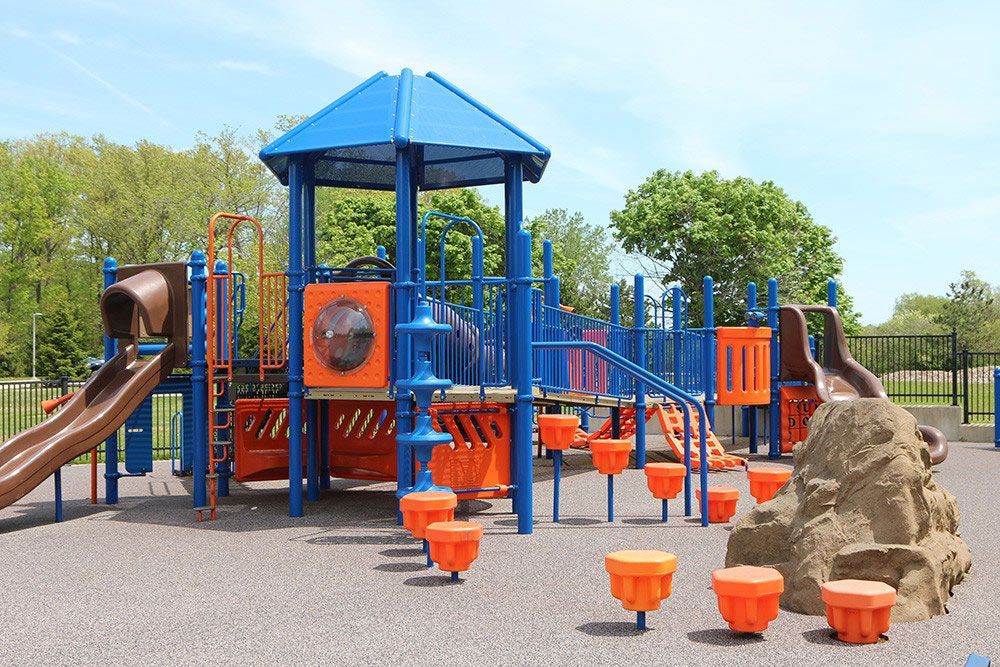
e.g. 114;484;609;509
31;312;42;380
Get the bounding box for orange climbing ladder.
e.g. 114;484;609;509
655;405;746;470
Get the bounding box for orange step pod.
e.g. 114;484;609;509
821;579;896;644
711;566;784;633
696;487;740;523
746;466;792;504
399;491;457;540
590;439;632;475
538;413;580;451
644;462;685;500
605;550;677;630
425;520;484;581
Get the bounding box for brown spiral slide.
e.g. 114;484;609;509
778;305;948;464
0;263;188;510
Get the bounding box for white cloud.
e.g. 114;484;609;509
215;60;276;76
50;29;82;45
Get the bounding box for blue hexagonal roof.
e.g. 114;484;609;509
259;69;550;191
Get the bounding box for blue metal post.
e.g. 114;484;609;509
552;449;562;522
672;288;683;388
54;468;62;522
703;276;716;426
304;166;319;503
102;258;120;504
376;245;387;260
767;278;781;458
994;368;1000;448
827;279;837;308
661;498;668;522
393;146;416;519
286;158;306;518
188;251;208;509
637;611;646;631
212;260;230;498
747;282;759;454
512;225;535;534
633;275;647;468
607;473;614;522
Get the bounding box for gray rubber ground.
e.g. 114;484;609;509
1;440;997;666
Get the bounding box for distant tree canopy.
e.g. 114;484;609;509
610;170;859;331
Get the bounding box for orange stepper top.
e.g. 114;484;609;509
746;466;793;504
590;439;632;475
696;486;740;523
605;550;678;612
537;413;581;451
425;520;484;573
399;491;458;540
644;462;686;500
711;566;784;633
821;579;897;644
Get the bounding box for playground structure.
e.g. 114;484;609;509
0;68;950;534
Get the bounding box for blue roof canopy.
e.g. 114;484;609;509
259;69;550;191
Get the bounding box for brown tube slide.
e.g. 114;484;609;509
0;263;187;511
779;305;948;464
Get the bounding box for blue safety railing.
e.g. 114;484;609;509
533;340;711;526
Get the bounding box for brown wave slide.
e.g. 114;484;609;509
0;262;187;510
779;304;948;464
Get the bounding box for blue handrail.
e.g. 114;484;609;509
533;340;710;526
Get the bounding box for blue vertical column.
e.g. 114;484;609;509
304;164;320;502
767;278;781;459
747;282;759;454
102;258;120;504
507;161;535;535
609;284;620;397
994;368;1000;448
393;146;416;516
541;240;560;407
286;158;306;518
633;274;646;469
703;276;716;427
672;288;683;388
188;251;208;509
827;279;837;308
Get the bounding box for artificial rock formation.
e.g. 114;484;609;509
726;398;971;621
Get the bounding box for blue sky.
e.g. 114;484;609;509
2;1;999;323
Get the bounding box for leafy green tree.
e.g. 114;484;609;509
35;310;87;379
610;170;858;330
936;271;1000;350
864;293;949;336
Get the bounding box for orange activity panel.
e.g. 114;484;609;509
426;402;511;500
780;385;819;453
304;281;390;388
233;398;305;482
328;400;398;482
716;326;771;406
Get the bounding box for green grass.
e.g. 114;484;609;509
885;380;995;422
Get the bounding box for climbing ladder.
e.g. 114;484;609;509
200;212;287;521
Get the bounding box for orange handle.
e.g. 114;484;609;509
41;392;75;414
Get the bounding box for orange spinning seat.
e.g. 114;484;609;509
747;466;792;504
425;520;484;582
605;550;677;630
820;579;896;644
711;566;784;633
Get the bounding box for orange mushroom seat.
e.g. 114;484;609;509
590;439;632;475
711;566;784;633
538;413;580;451
696;487;740;523
820;579;897;644
425;520;484;575
644;462;686;500
605;550;677;612
747;467;792;504
400;490;457;540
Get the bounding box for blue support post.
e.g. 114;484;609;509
188;251;208;509
747;282;759;454
376;245;387;260
286;158;306;518
633;275;647;469
552;449;562;522
54;468;62;522
994;368;1000;448
102;258;120;504
393;145;416;520
672;288;683;388
767;278;781;459
512;226;535;534
610;284;621;397
607;473;614;522
703;275;716;427
212;260;231;498
304;167;319;503
827;279;838;308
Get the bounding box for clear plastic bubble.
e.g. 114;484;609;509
311;298;376;372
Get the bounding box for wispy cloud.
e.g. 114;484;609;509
215;60;276;76
50;29;82;45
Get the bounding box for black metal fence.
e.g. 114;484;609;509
961;351;1000;423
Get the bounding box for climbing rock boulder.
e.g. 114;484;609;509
726;398;971;621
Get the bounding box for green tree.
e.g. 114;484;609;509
527;208;617;319
35;309;87;379
610;170;858;330
864;293;949;336
936;271;1000;350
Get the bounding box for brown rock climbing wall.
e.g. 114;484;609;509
726;398;971;621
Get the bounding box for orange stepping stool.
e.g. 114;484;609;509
425;520;484;582
747;466;792;504
538;413;580;523
591;439;632;522
644;462;686;522
696;486;740;523
605;550;677;630
711;566;784;633
821;579;897;644
400;490;457;566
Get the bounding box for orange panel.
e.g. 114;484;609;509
328;400;397;481
427;402;511;500
233;398;305;482
716;327;771;406
779;385;819;453
304;281;390;389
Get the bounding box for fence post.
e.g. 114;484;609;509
633;274;647;469
962;347;969;424
994;368;999;448
951;329;959;407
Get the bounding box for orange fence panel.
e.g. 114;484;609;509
716;327;771;406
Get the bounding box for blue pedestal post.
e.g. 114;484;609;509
188;252;208;510
102;258;120;504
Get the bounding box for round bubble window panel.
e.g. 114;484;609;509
311;298;377;372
